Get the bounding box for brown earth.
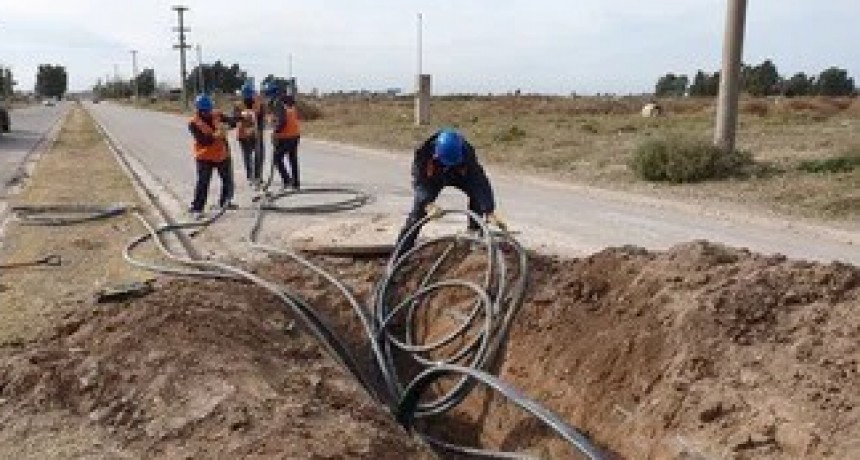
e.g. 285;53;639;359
255;242;860;459
2;235;858;458
0;278;434;459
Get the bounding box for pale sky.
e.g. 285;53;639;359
1;1;858;94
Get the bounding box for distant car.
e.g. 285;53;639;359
42;99;56;106
0;106;9;133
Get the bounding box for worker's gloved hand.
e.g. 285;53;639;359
486;212;508;231
424;202;444;220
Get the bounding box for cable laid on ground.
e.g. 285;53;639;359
64;179;605;458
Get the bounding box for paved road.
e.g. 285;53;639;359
86;101;860;264
0;104;68;193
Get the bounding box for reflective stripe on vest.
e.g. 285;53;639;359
191;111;228;162
275;107;300;139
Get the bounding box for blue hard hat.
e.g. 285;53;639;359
263;82;280;98
195;94;214;112
434;129;465;166
241;82;255;99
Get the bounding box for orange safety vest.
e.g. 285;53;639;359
236;98;263;140
190;111;228;162
274;106;301;139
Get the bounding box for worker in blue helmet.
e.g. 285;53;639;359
394;129;505;258
263;82;302;190
233;81;267;189
187;93;237;218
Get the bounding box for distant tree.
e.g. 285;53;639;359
655;73;689;97
744;59;780;96
0;67;14;96
134;68;157;97
35;64;68;98
262;74;297;95
781;72;815;97
689;70;720;97
816;67;855;96
186;61;248;94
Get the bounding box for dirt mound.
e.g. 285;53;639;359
2;241;858;459
259;242;860;459
486;241;860;459
0;278;434;459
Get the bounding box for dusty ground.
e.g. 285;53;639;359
300;96;860;220
0;278;434;459
254;242;859;459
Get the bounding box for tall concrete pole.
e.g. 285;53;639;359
714;0;748;153
172;5;190;110
130;50;139;104
414;12;430;125
196;44;204;94
417;13;423;77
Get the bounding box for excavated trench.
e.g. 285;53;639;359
1;240;858;458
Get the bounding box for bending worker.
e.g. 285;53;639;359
395;128;506;257
187;94;236;218
266;84;302;190
234;82;266;190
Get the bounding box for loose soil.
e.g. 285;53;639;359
253;241;859;459
2;237;858;458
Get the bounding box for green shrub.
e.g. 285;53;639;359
797;150;860;174
630;137;753;183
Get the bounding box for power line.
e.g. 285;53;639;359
172;5;191;110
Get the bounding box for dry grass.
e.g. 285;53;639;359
301;95;860;219
0;106;153;344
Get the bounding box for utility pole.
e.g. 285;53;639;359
196;44;205;94
288;53;293;79
130;50;139;104
417;12;423;76
714;0;748;153
172;5;191;110
414;12;430;125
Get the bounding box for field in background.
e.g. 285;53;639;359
302;95;860;220
124;94;860;220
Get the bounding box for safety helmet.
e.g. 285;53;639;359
195;94;214;113
263;82;280;98
434;129;465;166
241;82;255;99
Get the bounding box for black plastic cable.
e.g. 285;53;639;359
62;179;606;458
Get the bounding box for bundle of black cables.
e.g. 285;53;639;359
123;187;607;460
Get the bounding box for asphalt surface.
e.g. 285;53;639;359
0;103;68;193
85;101;860;264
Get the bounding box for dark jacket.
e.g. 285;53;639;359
412;131;496;214
188;111;236;146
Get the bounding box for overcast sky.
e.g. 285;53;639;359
1;0;858;94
